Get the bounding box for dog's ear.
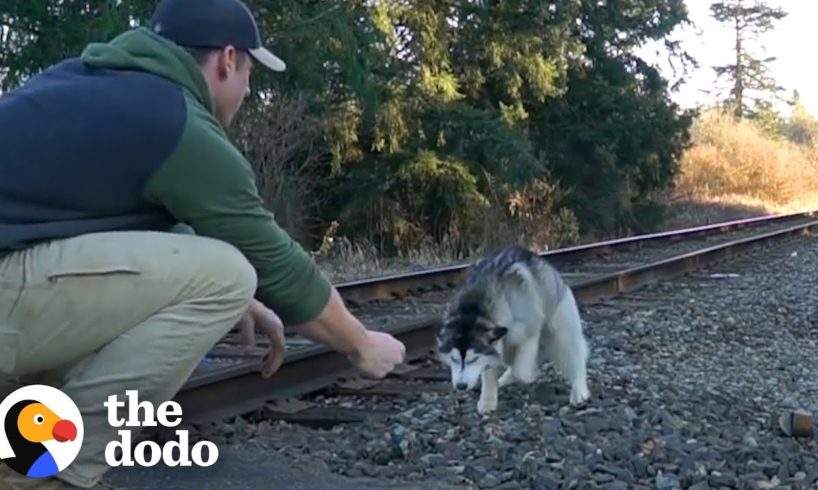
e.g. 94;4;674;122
489;326;508;342
435;327;454;351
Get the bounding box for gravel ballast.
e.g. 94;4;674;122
110;235;818;489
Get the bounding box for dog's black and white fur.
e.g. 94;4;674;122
436;245;591;413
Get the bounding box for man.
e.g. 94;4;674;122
0;0;406;488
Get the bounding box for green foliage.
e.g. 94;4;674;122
0;0;697;256
0;0;155;90
531;0;696;234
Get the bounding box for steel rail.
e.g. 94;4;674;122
335;209;817;303
173;218;818;423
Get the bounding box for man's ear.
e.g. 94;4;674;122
489;326;508;342
215;46;238;78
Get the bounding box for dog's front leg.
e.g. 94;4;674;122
512;331;541;384
477;367;498;414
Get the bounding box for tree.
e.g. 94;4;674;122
0;0;156;91
780;90;818;146
529;0;696;234
0;0;696;253
709;0;787;119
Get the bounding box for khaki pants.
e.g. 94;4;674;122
0;231;257;488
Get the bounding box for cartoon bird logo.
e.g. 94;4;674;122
0;385;83;479
2;399;77;477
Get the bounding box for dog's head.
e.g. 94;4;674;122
435;312;508;390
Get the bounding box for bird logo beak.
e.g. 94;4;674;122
52;419;77;442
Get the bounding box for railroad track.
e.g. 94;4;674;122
172;210;818;423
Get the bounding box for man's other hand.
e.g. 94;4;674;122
234;299;286;378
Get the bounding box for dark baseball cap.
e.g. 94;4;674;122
150;0;286;72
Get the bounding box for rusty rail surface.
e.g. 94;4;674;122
335;210;817;303
173;216;818;423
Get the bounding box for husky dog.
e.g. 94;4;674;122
436;245;591;414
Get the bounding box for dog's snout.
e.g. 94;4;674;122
455;382;468;390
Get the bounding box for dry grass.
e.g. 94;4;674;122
313;229;467;283
664;109;818;228
311;179;581;283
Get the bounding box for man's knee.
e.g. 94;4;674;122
224;244;258;303
195;236;258;303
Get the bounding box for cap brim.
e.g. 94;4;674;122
249;47;286;72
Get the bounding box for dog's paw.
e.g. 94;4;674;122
569;382;591;406
477;397;498;414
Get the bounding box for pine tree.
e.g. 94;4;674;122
709;0;787;119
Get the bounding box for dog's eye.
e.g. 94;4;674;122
465;357;477;365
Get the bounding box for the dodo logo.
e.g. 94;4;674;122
0;385;83;478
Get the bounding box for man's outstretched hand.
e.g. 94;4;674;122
347;330;406;379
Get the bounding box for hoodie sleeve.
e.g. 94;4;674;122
141;101;332;325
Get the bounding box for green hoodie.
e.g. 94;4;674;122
75;27;333;325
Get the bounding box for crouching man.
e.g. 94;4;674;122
0;0;405;488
